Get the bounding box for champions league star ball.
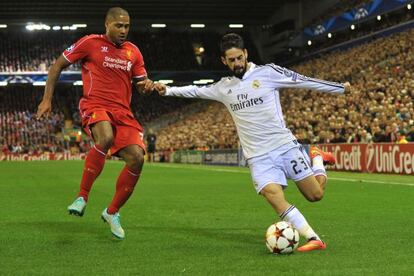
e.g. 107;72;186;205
265;221;300;254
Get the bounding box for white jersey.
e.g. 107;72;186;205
165;62;344;159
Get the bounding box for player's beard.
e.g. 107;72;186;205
231;63;247;79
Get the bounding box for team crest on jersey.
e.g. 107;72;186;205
252;80;261;89
66;44;75;52
125;50;132;59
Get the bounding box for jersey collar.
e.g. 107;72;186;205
242;62;256;79
103;34;126;47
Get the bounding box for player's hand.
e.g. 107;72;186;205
36;99;52;119
137;79;154;94
343;82;351;94
153;83;167;95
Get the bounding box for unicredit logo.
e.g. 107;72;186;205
332;145;362;171
365;144;375;173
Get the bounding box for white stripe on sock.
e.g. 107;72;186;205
127;169;139;176
282;206;320;241
93;145;107;156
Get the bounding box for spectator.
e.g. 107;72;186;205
145;129;157;162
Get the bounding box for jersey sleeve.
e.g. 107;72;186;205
132;47;147;79
267;63;345;94
165;82;220;100
62;35;92;64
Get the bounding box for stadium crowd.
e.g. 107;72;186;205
0;32;80;72
156;102;238;151
0;31;258;72
155;28;414;151
284;28;414;145
1;23;413;155
0;110;67;154
0;86;196;154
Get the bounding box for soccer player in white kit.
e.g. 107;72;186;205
153;33;350;252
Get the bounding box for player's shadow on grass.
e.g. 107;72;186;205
134;225;261;245
15;221;106;240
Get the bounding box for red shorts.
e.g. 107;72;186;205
80;108;145;155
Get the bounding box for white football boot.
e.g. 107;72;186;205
101;208;125;239
67;197;87;217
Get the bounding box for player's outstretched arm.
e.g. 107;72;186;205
37;55;71;118
268;64;350;94
153;82;219;100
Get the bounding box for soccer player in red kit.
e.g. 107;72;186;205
37;7;154;239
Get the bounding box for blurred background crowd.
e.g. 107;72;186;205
1;0;413;156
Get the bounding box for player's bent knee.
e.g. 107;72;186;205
305;189;324;202
125;150;144;169
260;183;285;200
296;176;325;202
134;152;144;166
260;184;277;196
260;183;290;214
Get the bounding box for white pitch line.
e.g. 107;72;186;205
148;163;249;174
328;177;414;187
149;163;414;187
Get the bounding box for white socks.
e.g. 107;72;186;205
312;155;327;177
280;205;320;241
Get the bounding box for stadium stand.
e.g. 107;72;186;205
307;0;373;27
0;31;259;72
1;19;413;154
156;101;238;151
0;110;66;154
284;28;414;144
0;85;196;154
304;7;414;54
156;28;414;150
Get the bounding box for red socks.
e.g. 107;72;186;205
78;144;107;202
107;166;141;214
77;145;140;214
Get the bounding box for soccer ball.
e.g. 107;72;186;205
265;221;300;254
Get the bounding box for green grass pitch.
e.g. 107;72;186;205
0;161;413;275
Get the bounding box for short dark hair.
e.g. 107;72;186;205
105;7;129;22
220;33;245;56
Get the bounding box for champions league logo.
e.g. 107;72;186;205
66;44;75;52
354;8;369;20
314;25;326;35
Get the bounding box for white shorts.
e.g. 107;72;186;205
247;140;314;193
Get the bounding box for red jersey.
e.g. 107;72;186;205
63;34;147;111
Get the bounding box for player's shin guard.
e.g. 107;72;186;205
78;144;107;201
107;166;141;214
280;205;321;241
